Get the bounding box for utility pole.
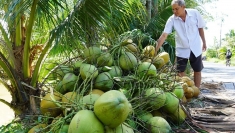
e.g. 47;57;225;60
219;18;224;47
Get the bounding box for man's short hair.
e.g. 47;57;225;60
171;0;186;6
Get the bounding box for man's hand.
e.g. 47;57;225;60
202;43;207;52
155;41;159;56
155;33;168;56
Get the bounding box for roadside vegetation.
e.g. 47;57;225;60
204;29;235;66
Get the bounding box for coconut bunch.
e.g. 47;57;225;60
175;76;200;103
140;45;170;70
38;90;134;133
33;38;194;133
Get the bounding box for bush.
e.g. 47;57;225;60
206;48;217;58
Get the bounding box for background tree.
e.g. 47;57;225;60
205;29;235;61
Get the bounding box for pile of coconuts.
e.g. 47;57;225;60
28;38;199;133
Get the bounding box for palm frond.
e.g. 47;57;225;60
3;0;66;25
103;0;147;37
0;38;16;68
48;0;146;51
0;52;28;102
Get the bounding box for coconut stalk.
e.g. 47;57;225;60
20;0;39;114
23;0;39;78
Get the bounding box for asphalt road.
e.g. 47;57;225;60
202;61;235;83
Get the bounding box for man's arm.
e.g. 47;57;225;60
155;32;168;54
199;28;207;51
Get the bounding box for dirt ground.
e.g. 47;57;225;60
183;81;235;133
0;84;14;126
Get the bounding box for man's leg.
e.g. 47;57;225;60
178;72;185;77
194;71;201;88
189;52;204;88
176;57;188;77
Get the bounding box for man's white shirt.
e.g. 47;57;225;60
163;9;206;58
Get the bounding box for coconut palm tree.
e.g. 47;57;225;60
0;0;147;118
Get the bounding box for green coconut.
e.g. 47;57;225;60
56;65;73;80
161;92;179;114
101;66;112;72
61;73;78;92
73;60;84;76
55;81;66;94
119;52;138;71
168;107;187;125
137;111;153;122
105;123;134;133
157;52;170;64
97;52;114;67
89;89;105;96
94;72;113;92
68;110;104;133
80;63;99;80
153;57;165;69
79;94;100;110
142;45;155;58
144;88;166;110
120;39;133;46
151;110;165;118
56;124;69;133
137;62;157;79
61;92;80;106
126;119;137;129
40;92;63;117
148;116;172;133
83;46;102;63
61;92;80;116
61;92;81;116
73;60;83;68
172;83;184;99
119;88;131;99
107;66;122;78
28;124;47;133
125;43;138;53
94;90;132;128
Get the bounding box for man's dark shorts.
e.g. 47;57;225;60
176;51;204;72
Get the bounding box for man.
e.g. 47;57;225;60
155;0;207;88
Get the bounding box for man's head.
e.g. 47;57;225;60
171;0;186;17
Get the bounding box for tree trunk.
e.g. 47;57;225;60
146;0;152;21
152;0;158;17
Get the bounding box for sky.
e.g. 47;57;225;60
203;0;235;48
